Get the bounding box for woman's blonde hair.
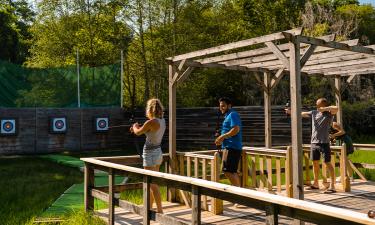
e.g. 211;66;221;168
146;98;164;118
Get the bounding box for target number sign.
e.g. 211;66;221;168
0;119;17;136
50;117;67;134
95;117;109;132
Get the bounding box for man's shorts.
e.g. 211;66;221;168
310;143;331;163
143;148;163;167
222;148;242;173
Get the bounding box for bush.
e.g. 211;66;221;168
342;99;375;141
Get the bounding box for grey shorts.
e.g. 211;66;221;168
311;143;331;163
143;148;163;167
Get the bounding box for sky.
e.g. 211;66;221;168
360;0;375;5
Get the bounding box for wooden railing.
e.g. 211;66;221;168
243;147;293;196
188;144;352;197
176;151;222;214
81;157;374;225
353;143;375;151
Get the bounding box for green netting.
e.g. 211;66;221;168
0;60;121;107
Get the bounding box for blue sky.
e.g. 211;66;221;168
359;0;375;5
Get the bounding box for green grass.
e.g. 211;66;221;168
0;156;82;225
349;150;375;180
25;210;106;225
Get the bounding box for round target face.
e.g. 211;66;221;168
50;117;67;133
3;122;13;132
95;117;109;132
0;119;17;135
98;119;107;129
54;120;65;129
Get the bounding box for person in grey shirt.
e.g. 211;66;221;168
286;98;338;193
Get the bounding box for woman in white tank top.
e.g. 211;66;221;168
130;98;165;213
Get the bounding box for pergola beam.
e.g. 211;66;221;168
297;36;375;55
325;68;375;76
185;60;272;73
307;63;375;75
241;40;361;69
265;42;290;69
168;28;303;62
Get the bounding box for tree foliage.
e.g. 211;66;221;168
1;0;374;108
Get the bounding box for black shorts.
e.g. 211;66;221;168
222;148;242;173
310;143;331;163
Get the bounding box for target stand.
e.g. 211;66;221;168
94;117;109;133
0;118;18;136
50;117;67;134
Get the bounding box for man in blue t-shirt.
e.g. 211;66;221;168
215;97;242;188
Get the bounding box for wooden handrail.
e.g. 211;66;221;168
353;143;375;151
82;157;374;225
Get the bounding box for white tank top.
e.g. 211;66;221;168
144;118;165;150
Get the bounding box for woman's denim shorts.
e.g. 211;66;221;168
143;148;163;167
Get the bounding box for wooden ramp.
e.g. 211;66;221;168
96;180;375;225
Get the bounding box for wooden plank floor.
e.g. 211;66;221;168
96;180;375;225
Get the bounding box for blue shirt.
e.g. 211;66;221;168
221;109;242;150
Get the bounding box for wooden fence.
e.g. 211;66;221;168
0;106;311;155
0;107;129;154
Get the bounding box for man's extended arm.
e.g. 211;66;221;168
318;105;338;115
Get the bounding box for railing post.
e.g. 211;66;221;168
340;143;351;192
84;163;94;211
242;151;248;188
192;186;201;225
108;168;115;225
304;152;311;185
143;175;151;225
212;152;223;214
286;146;293;198
265;203;278;225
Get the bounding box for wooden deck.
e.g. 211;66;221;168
96;180;375;225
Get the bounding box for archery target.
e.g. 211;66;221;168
0;119;17;135
95;117;109;132
50;117;67;133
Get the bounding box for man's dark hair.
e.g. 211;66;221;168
219;97;232;105
317;98;329;107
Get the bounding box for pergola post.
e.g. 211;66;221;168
168;63;177;202
289;38;304;202
264;72;272;148
334;76;343;125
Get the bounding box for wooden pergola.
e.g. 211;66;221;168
166;28;375;201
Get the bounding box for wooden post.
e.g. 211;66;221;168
259;156;265;189
202;158;208;210
289;38;304;201
212;152;223;214
192;186;201;225
264;72;272;148
143;176;151;225
108;168;115;225
251;155;257;188
84;163;94;211
242;151;248;188
276;158;282;193
304;153;311;185
334;76;343;126
340;143;351;192
267;156;273;191
286;146;293;198
168;63;177;202
265;203;278;225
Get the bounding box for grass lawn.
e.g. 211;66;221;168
349;150;375;180
0;156;82;225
